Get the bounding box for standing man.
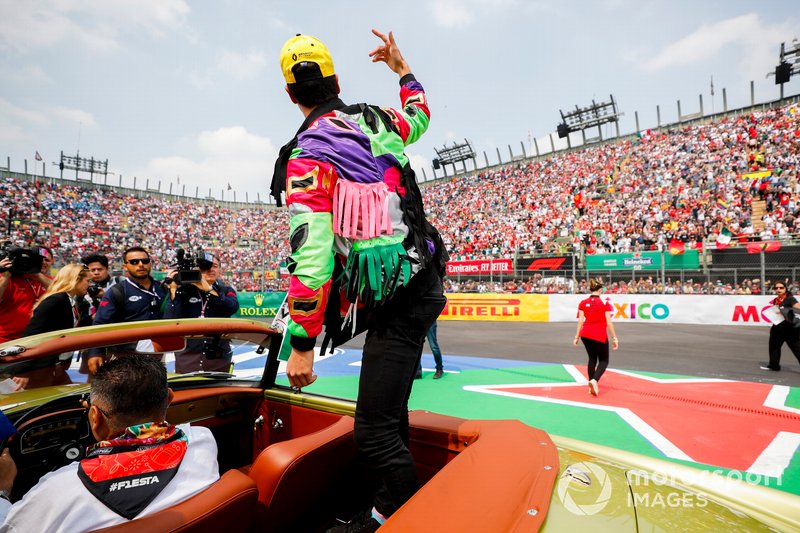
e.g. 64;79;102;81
87;247;166;373
163;253;239;373
414;321;445;380
271;30;447;531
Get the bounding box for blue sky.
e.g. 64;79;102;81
1;0;798;201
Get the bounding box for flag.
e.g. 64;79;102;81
35;151;42;161
716;227;732;249
669;239;685;255
687;241;704;252
716;199;728;210
746;241;782;254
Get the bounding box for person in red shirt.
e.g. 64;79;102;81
573;278;619;396
0;251;52;343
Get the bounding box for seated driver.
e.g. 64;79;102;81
0;355;219;531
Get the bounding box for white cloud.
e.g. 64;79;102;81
0;99;49;127
185;49;268;89
644;14;757;70
0;99;96;146
0;123;30;144
131;127;278;199
429;0;526;28
642;13;797;80
431;0;475;29
0;0;189;53
408;153;433;181
216;50;267;81
52;107;98;128
5;65;52;84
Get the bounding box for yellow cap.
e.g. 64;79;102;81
280;34;335;84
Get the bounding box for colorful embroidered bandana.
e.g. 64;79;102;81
78;422;188;519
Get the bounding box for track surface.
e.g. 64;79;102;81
334;321;800;496
358;321;800;387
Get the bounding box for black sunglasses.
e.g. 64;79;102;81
775;286;786;290
126;258;151;265
81;394;113;418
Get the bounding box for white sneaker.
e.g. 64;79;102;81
589;379;599;396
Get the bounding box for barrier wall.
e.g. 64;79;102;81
548;294;775;327
438;294;549;322
235;292;777;327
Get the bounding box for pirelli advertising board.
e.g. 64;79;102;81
438;294;549;322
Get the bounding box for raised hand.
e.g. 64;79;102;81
369;29;410;78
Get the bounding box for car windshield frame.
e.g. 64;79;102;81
0;318;284;401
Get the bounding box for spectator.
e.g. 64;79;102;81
23;263;92;336
0;247;52;343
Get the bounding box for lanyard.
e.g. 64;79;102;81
199;291;210;318
24;278;45;299
125;277;160;299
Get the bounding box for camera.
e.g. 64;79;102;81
167;248;215;285
0;244;45;275
87;283;102;299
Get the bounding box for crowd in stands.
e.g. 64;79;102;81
425;103;800;260
445;275;799;295
0;179;289;291
2;102;798;294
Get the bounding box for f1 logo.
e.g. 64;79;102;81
527;258;566;270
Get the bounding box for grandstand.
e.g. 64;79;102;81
2;95;799;294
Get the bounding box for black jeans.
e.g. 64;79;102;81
581;337;609;382
354;268;446;517
768;324;800;369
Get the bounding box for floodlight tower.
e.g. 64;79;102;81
432;139;477;178
556;95;622;148
770;39;800;100
59;151;109;183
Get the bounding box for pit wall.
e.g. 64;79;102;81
234;292;778;327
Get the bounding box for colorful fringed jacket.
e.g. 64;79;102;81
271;74;445;351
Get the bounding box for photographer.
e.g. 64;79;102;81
0;246;53;343
80;252;122;316
163;253;239;373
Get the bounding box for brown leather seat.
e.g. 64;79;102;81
248;415;356;532
91;469;258;533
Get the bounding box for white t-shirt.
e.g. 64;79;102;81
0;424;219;533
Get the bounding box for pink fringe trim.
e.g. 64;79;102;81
332;181;392;239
